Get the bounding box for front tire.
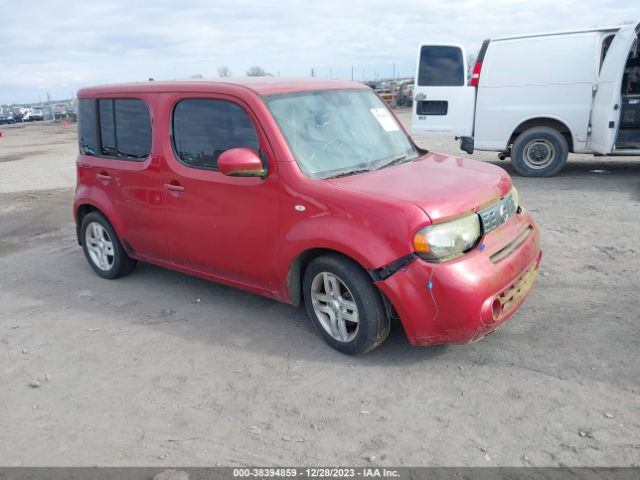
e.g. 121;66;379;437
80;212;136;279
511;126;568;177
303;255;390;355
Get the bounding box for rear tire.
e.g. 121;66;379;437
80;212;136;279
303;255;390;355
511;126;568;177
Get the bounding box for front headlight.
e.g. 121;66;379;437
510;186;520;210
413;214;481;262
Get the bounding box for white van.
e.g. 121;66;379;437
411;22;640;176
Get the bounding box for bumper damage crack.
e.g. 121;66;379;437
369;253;417;282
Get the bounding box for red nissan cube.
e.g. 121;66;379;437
74;78;541;355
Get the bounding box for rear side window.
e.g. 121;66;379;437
172;99;259;170
98;99;151;159
78;99;98;156
98;100;116;153
418;46;465;87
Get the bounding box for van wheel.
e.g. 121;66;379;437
80;212;137;279
511;127;568;177
303;255;390;355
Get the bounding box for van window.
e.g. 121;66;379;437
98;99;151;160
601;34;615;71
172;99;259;170
418;46;465;87
78;99;98;156
623;34;640;95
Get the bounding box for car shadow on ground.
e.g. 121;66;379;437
122;261;451;366
486;158;640;178
490;158;640;202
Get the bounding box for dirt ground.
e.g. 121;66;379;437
0;115;639;467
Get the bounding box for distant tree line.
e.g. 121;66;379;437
216;65;273;77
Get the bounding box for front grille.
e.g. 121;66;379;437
490;226;533;263
478;193;517;234
497;261;539;318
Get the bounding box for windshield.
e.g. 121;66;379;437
264;89;417;179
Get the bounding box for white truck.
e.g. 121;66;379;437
411;22;640;176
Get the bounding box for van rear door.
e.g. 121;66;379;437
590;23;639;153
411;43;476;137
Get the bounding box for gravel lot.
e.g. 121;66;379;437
0;114;639;467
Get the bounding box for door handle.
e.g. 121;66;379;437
164;183;186;193
96;172;112;184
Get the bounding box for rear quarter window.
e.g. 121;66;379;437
78;99;98;156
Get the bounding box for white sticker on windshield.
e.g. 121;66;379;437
370;108;400;132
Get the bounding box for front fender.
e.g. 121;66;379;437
278;202;426;304
284;216;393;270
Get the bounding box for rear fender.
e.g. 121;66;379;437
74;185;126;242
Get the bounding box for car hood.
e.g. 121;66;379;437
327;152;512;223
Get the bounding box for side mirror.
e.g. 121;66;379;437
218;148;266;177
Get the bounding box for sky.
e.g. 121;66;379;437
1;0;639;104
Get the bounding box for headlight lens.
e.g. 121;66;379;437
413;214;481;262
510;185;520;210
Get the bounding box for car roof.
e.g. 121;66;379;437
491;24;631;42
77;77;368;98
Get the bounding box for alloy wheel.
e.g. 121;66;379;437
85;222;115;271
310;272;359;342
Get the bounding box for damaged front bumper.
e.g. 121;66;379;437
375;209;541;346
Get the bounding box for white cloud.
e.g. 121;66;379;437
1;0;639;103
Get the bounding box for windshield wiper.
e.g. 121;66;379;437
325;168;372;179
375;154;414;171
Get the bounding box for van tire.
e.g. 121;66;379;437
81;212;137;279
511;127;568;177
303;255;390;355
